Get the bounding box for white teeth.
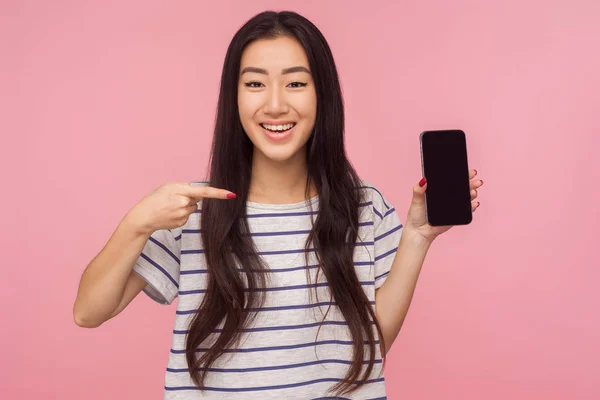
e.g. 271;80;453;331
261;123;295;132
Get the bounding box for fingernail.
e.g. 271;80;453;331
474;169;478;175
480;180;483;185
419;177;427;187
227;193;237;199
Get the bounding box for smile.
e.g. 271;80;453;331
260;123;296;133
260;122;296;142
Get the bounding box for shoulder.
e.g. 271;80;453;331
357;178;393;215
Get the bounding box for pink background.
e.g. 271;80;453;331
2;0;599;398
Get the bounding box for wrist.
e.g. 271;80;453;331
121;211;153;238
402;227;434;248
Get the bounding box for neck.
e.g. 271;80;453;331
248;147;317;204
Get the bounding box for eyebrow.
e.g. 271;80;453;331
240;66;311;75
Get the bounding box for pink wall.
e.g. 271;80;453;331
2;0;599;398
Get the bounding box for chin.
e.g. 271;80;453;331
256;147;300;163
246;125;312;164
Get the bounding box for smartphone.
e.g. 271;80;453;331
419;129;472;226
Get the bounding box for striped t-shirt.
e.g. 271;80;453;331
133;180;404;399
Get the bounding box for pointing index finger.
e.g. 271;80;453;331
179;183;236;201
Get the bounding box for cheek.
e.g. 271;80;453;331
237;92;259;131
292;95;317;143
299;92;317;118
237;90;250;118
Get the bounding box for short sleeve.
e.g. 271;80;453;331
369;185;404;289
133;228;181;305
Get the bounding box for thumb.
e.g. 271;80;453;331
412;177;427;203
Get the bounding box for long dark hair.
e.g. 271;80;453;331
187;10;386;396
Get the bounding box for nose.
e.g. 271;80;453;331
263;86;289;117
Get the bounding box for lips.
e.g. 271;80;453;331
260;122;296;133
260;123;296;141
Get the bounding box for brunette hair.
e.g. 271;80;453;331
188;10;386;396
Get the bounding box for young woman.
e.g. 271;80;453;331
74;10;483;399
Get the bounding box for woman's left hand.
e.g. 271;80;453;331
404;168;483;243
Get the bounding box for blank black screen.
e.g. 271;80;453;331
420;130;472;226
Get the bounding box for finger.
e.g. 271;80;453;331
417;177;427;190
412;177;427;201
184;203;199;214
470;178;483;189
471;189;478;200
178;183;236;201
187;197;200;206
472;201;480;212
469;169;477;179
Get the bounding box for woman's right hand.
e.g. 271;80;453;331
124;182;235;235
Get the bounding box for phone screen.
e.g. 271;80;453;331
420;130;472;226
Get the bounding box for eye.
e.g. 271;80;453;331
288;82;308;88
244;81;264;88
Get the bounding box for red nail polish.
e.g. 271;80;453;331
474;169;478;175
419;177;427;187
227;193;237;199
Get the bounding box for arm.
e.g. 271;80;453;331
73;182;234;328
374;228;432;354
373;170;482;354
73;215;150;328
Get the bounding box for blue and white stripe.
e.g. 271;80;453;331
133;180;402;399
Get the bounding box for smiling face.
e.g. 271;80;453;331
237;35;317;164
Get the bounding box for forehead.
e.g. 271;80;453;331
240;36;309;71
